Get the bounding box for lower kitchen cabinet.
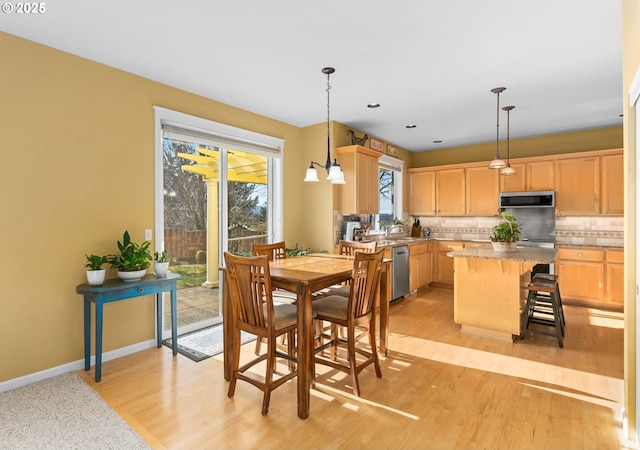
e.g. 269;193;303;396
556;247;611;307
409;242;433;291
433;241;464;288
605;249;624;308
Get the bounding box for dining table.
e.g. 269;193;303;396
221;252;391;419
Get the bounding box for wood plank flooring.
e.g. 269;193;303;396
79;287;630;449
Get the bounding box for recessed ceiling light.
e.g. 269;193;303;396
367;103;380;108
406;124;417;128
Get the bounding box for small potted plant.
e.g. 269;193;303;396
107;231;152;281
85;254;108;285
490;211;522;252
153;249;172;277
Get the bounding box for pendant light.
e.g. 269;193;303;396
303;67;345;184
488;87;507;169
500;105;516;176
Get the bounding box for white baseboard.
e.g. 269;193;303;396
0;339;157;393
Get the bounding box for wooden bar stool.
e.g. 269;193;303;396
520;276;564;348
532;273;565;326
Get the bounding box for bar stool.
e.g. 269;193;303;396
520;276;564;348
532;273;565;327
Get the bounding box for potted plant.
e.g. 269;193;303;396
153;250;171;277
108;231;152;281
490;211;522;252
85;254;107;285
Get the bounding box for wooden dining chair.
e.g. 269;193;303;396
252;241;296;354
252;241;287;261
322;240;378;297
223;252;299;415
312;249;384;396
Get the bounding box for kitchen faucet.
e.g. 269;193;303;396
385;224;403;239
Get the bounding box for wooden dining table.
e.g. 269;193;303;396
221;253;391;419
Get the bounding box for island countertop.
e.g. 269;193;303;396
447;246;557;264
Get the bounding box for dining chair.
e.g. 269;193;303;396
322;240;378;297
252;241;287;261
223;252;299;415
252;241;296;354
312;249;384;396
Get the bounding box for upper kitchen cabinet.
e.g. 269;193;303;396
466;164;499;215
500;160;554;192
555;155;600;215
336;145;382;215
409;171;436;215
601;152;624;215
436;168;466;215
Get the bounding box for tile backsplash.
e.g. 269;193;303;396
335;213;624;248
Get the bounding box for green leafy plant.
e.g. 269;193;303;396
108;231;152;271
490;212;522;243
286;245;328;257
154;250;171;263
85;254;107;271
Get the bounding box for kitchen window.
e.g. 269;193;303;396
375;155;404;231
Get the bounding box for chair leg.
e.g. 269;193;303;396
330;324;339;361
347;327;360;397
262;338;276;416
228;329;241;398
369;323;382;378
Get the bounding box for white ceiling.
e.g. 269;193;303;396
0;0;623;152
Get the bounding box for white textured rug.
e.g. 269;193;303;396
0;372;149;450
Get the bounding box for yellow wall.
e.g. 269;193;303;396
0;32;306;382
623;0;640;440
409;126;623;168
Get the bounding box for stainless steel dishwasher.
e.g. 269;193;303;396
391;245;410;301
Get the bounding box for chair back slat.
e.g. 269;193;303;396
348;249;384;320
224;252;274;330
253;242;287;261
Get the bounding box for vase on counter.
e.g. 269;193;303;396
492;241;516;253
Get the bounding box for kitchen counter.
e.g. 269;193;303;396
447;246;557;263
448;246;556;343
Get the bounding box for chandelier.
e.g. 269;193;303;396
488;87;507;169
501;105;516;176
303;67;345;184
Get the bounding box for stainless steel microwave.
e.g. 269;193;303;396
499;191;555;208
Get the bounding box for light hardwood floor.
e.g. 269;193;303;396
79;287;630;449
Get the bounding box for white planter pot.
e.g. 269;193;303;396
86;269;106;285
117;269;147;282
491;241;516;253
154;262;170;277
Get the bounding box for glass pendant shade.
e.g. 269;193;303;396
304;165;319;182
500;165;516;176
489;157;506;169
330;165;346;184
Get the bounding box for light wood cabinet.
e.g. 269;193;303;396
556;247;605;306
436;169;465;215
336;145;381;215
433;241;464;287
605;249;624;307
602;153;624;215
555;156;600;215
466;165;499;215
409;171;436;215
409;242;433;291
500;160;554;192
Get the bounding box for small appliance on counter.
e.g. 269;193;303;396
344;221;362;242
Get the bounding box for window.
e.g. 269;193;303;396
375;155;404;231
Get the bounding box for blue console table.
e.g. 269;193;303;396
76;273;180;382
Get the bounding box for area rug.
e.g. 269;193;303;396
0;372;149;450
163;324;256;362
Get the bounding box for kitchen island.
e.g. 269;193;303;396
447;246;557;342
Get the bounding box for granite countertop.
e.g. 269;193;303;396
447;246;557;264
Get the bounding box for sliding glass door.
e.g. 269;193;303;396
154;107;283;337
